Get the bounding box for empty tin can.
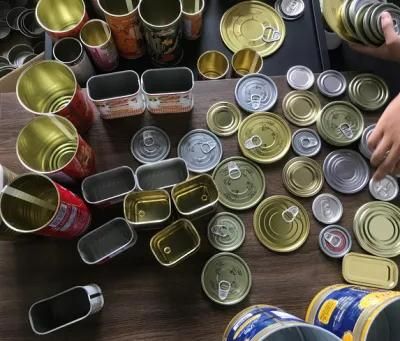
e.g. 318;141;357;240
150;219;201;267
141;67;194;114
136;158;189;191
80;19;119;72
35;0;88;39
97;0;145;59
182;0;204;40
231;48;263;78
139;0;183;65
0;174;91;239
319;225;352;258
292;128;322;157
87;70;145;119
16;60;94;134
0;164;17;240
359;123;376;159
77;218;137;265
369;175;399;201
81;166;136;207
171;174;219;219
18;9;44;39
17;115;96;183
7;44;34;67
6;6;25;30
124;189;171;229
197;50;229;80
29;284;104;335
312;193;343;225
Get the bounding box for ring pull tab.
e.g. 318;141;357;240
228;161;241;180
324;232;341;248
211;225;229;238
143;131;154;147
218;280;231;301
321;199;333;218
250;94;261;110
262;25;281;43
299;136;318;149
282;206;299;223
338;123;353;139
244;135;262;150
201;141;217;154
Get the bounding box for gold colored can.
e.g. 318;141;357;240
197;50;229;80
206;102;242;137
231;48;263;78
0;164;17;241
282;90;321;127
182;0;205;40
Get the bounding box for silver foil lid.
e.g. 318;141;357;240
287;65;315;90
369;175;399;201
319;225;352;258
359;124;376;160
317;70;347;98
292;128;322;157
312;193;343;224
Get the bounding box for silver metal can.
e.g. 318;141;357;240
369;176;399;202
312;193;343;225
359;124;376;160
292;128;322;157
287;65;315;90
317;70;347;98
319;225;352;258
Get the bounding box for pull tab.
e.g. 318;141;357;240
321;199;333;218
262;25;281;43
324;232;341;248
218;280;231;301
282;206;299;223
250;94;261;110
338;123;353;139
244;135;262;150
228;161;241;180
299;136;318;149
201;141;217;154
143;131;154;147
211;225;229;238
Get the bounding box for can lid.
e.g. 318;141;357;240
201;252;252;305
292;128;321;157
206;102;242;137
359;124;376;160
319;225;352;258
282;156;324;197
131;126;170;164
234;74;278;113
238;112;291;164
286;65;315;90
253;195;310;252
312;193;343;224
323;150;369;194
354;201;400;258
280;0;305;18
282;90;321;126
317;70;347;98
369;175;399;202
178;129;223;173
207;212;245;252
212;156;265;210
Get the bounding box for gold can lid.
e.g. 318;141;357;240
282;156;324;197
353;201;400;258
238;112;291;164
253;195;310;252
220;1;286;57
282;90;321;127
206;102;242;137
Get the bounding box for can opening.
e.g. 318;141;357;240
142;68;193;94
182;0;204;14
139;0;181;26
98;0;139;16
53;38;83;64
80;19;111;47
23;11;43;35
198;51;229;79
232;49;263;76
264;324;340;340
366;299;400;341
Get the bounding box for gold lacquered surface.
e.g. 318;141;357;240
206;102;242;137
139;0;181;27
80;19;111;47
197;50;229;80
232;48;263;77
321;0;356;41
98;0;139;16
16;61;77;115
282;90;321;127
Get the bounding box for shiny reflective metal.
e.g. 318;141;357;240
150;219;200;267
280;0;306;18
7;44;33;68
287;65;315;90
319;225;352;258
282;90;321;126
206;102;242;137
369;176;399;202
317;70;347;97
17;9;44;39
182;0;205;40
136;158;189;191
292;128;321;157
231;48;263;78
197;50;229;80
77;218;137;265
359;123;375;159
6;6;24;30
312;193;343;225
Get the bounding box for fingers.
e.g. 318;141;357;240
371;137;392;167
367;125;383;151
381;12;398;45
373;144;400;180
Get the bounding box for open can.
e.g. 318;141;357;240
81;166;136;207
197;50;230;80
182;0;205;40
141;67;194;114
231;48;263;78
0;165;17;240
77;218;137;265
29;284;104;335
87;70;145;119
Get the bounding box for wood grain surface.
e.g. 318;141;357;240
0;75;397;341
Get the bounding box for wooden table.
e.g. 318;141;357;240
0;75;396;341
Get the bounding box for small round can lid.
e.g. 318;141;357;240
206;102;242;137
234;74;278;113
369;175;399;202
178;129;223;173
282;90;321;126
319;225;352;258
201;252;252;305
287;65;315;90
130;126;170;164
207;212;245;252
292;128;321;157
312;193;343;224
317;70;347;98
280;0;305;18
359;124;376;160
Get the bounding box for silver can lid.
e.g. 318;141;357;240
317;70;347;98
287;65;315;90
369;176;399;202
178;129;223;173
131;126;171;164
292;128;322;157
319;225;352;258
280;0;305;18
323;150;370;194
312;193;343;224
234;74;278;113
359;124;376;160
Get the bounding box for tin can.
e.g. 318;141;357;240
87;70;145;119
141;67;194;114
306;285;400;341
77;218;137;265
319;225;352;258
231;48;263;78
29;284;104;335
139;0;183;66
0;164;17;240
369;175;399;201
182;0;204;40
317;70;347;98
16;60;94;134
312;193;343;225
206;102;242;137
224;305;341;341
287;65;315;90
197;50;229;80
35;0;88;40
171;174;219;219
7;44;34;67
5;6;25;30
292;128;322;157
16;115;96;183
80;19;119;72
97;0;145;59
275;0;306;21
0;173;91;239
81;166;136;207
150;219;201;267
18;9;44;39
282;90;321;127
53;37;95;86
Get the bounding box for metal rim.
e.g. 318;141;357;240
319;225;352;258
206;101;242;137
291;128;322;157
312;193;343;224
53;37;84;66
197;50;229;80
80;19;112;49
286;65;315;90
317;70;347;97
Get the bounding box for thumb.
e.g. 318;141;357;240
381;12;398;44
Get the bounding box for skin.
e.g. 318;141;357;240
349;12;400;180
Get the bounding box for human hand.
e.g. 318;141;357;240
349;12;400;63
